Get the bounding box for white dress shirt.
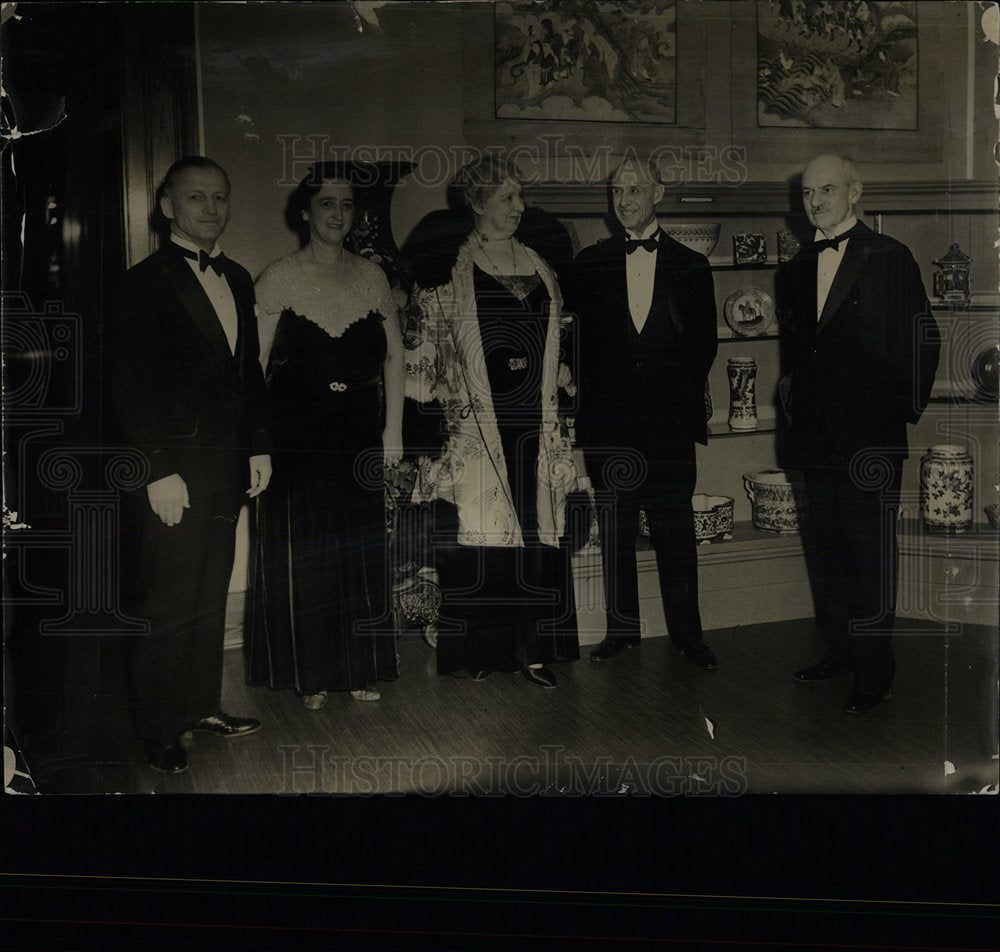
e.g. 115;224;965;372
625;220;660;333
171;234;239;355
815;216;857;322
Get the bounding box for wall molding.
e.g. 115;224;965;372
528;181;999;215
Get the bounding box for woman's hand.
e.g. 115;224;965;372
557;361;576;396
383;428;404;467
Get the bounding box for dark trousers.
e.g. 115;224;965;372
128;492;240;744
589;440;705;647
799;428;902;692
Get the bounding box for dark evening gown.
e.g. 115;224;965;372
435;266;579;675
247;308;398;695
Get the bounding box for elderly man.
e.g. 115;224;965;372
781;153;939;714
113;156;271;773
566;155;719;670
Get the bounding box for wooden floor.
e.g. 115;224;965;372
32;616;998;796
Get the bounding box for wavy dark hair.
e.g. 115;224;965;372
284;161;380;244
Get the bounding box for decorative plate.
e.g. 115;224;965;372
724;286;775;337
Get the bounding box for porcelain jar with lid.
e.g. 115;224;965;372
920;444;974;533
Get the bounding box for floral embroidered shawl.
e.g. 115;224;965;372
404;239;577;547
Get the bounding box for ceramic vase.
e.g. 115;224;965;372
727;357;758;430
920;444;974;533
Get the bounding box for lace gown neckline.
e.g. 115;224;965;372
258;253;392;340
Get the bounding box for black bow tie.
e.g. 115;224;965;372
812;236;844;253
180;247;227;275
810;225;859;254
625;231;660;254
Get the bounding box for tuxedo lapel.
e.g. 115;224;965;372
817;244;859;336
792;250;819;333
219;259;254;370
604;237;629;318
611;234;672;332
161;248;236;363
651;240;682;323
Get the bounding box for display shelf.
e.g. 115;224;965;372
548;176;996;629
927;379;998;405
707;418;781;438
929;296;1000;311
897;516;1000;556
716;329;780;342
533;180;997;216
926;392;997;406
635;516;996;578
708;259;781;271
571;520;814;637
636;519;803;558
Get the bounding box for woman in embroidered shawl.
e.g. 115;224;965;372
404;155;580;688
247;163;404;708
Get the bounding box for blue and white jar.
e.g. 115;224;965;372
727;356;758;430
920;444;974;533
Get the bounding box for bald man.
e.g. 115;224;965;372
566;155;719;670
780;154;939;714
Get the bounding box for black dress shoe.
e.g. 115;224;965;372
189;713;261;738
844;687;891;714
521;666;557;688
675;642;718;670
144;740;188;774
794;659;845;682
589;637;640;662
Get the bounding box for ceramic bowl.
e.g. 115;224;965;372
692;493;735;542
743;469;808;534
662;222;721;258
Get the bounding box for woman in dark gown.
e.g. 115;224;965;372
404;156;580;687
248;164;404;707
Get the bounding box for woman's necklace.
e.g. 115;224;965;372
296;246;353;305
474;231;519;274
306;240;349;280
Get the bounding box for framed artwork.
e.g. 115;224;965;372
756;0;918;130
493;0;677;123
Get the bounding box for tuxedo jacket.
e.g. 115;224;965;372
112;243;270;500
778;222;939;461
567;232;718;452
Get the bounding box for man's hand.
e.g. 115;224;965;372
147;473;189;526
247;454;272;498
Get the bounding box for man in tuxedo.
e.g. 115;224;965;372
113;156;271;773
566;155;719;669
781;153;939;714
